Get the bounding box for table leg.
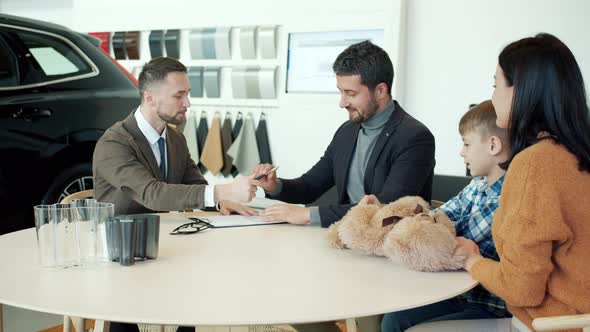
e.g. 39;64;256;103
345;318;357;332
72;317;84;332
93;320;110;332
63;316;72;332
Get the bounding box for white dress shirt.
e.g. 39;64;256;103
135;108;215;207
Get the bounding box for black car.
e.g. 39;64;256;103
0;14;139;234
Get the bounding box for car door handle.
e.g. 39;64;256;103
12;107;53;121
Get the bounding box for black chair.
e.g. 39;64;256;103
432;174;472;202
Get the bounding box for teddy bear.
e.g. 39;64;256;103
326;196;467;272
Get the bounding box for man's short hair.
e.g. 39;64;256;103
138;57;187;99
332;40;393;95
459;100;507;141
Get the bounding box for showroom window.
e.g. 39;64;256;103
11;28;94;86
0;36;19;87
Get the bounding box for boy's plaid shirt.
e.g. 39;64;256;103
436;175;510;317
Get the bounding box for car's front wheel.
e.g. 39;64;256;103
43;163;94;204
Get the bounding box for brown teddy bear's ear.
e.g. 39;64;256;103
382;216;402;227
414;204;423;214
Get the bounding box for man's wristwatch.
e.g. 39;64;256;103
215;201;221;211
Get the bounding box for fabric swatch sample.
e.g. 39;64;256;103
112;31;127;59
220;113;234;176
256;113;272;164
196;111;209;173
164;29;181;59
149;30;164;58
227;113;260;176
200;113;224;175
204;67;221;98
124;31;140;60
182;110;200;165
232;112;243;141
239;26;257;59
188;67;204;98
258;26;278;59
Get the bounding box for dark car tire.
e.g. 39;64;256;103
42;163;94;204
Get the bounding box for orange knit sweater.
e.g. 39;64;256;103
470;140;590;332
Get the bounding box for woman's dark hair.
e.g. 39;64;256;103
498;33;590;172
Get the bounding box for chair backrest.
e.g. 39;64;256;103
532;314;590;331
59;189;95;204
432;174;472;202
430;199;445;209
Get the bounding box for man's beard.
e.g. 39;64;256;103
349;98;379;123
158;110;185;126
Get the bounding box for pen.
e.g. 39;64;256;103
255;166;279;180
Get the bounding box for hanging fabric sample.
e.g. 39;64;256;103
231;112;243;141
164;29;181;59
230;111;243;177
231;67;277;99
182;110;200;165
149;30;164;58
196;111;209;173
124;31;140;59
227;113;260;176
256;112;272;164
188;67;204;98
239;26;257;59
204;67;221;98
258;26;278;59
112;31;127;59
200;112;224;175
189;28;232;60
220;112;234;176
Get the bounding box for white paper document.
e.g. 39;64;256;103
198;215;287;228
242;197;305;210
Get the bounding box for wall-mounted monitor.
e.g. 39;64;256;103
286;29;384;94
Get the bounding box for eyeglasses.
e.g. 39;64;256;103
170;218;213;235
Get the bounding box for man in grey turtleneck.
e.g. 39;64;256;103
253;40;435;228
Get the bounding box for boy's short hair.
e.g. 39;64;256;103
459;100;507;141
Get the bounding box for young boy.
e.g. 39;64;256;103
363;100;512;332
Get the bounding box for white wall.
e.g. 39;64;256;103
1;0;404;184
3;0;590;178
403;0;590;175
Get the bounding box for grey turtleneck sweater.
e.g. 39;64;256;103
344;100;394;205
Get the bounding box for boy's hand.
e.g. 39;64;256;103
359;194;381;205
433;211;456;235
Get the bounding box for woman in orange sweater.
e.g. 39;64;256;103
457;33;590;331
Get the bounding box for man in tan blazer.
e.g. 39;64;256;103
93;57;257;217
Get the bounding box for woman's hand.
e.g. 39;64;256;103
456;237;483;271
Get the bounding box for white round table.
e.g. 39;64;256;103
0;214;477;327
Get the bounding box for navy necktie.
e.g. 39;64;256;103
157;137;167;179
